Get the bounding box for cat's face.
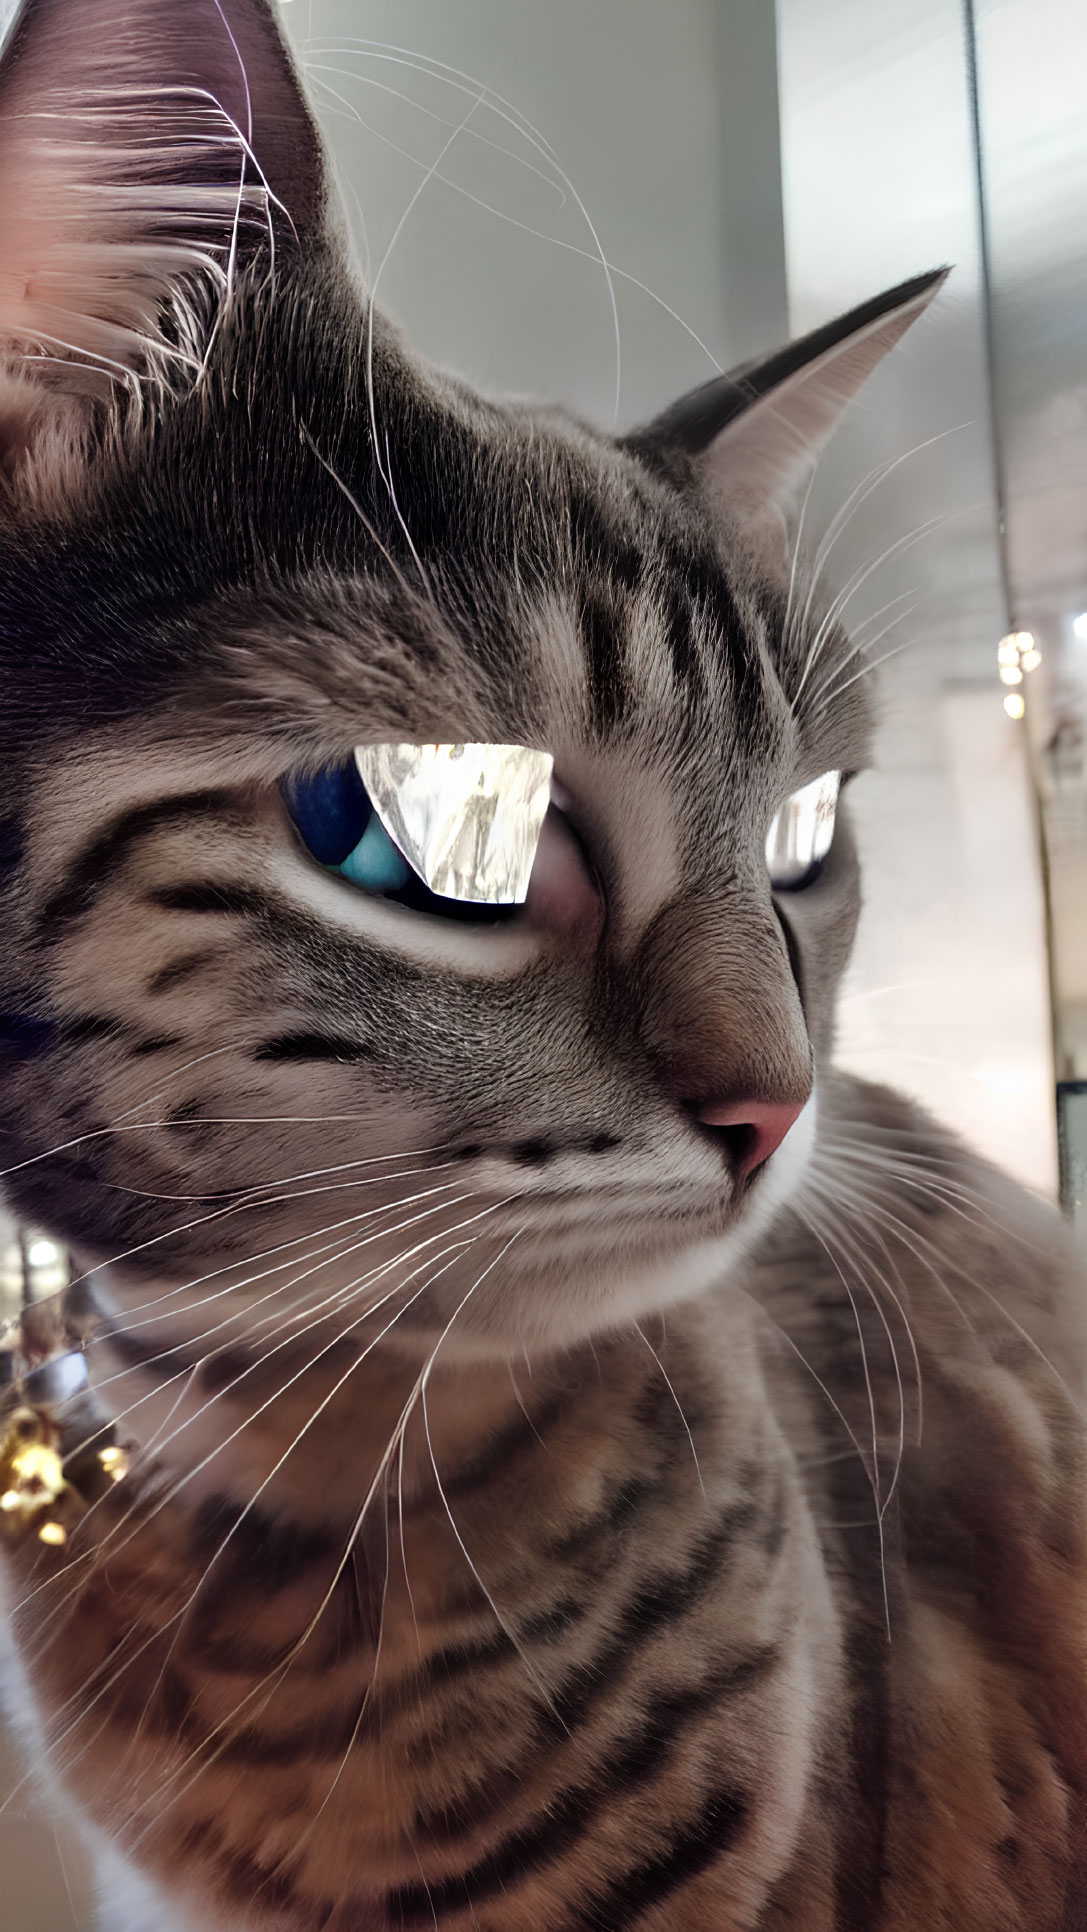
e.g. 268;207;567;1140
0;0;940;1358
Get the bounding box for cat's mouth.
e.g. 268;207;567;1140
482;1095;817;1248
500;1196;726;1248
470;1157;806;1254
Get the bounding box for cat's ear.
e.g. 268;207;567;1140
0;0;332;468
627;268;949;566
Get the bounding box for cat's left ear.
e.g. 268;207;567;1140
626;268;948;565
0;0;335;468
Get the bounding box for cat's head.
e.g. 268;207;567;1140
0;0;943;1357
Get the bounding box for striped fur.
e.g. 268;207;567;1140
0;4;1084;1928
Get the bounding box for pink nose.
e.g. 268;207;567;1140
694;1096;807;1184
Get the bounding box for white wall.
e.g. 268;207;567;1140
776;0;1057;1191
283;0;787;423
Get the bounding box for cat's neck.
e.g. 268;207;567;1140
80;1258;772;1531
27;1261;826;1930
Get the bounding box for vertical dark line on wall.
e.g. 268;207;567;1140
962;0;1066;1126
960;0;1014;630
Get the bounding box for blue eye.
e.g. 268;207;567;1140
280;760;517;923
280;758;371;866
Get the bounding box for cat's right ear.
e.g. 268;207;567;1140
0;0;334;476
626;269;948;572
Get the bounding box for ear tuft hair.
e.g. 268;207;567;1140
0;0;331;473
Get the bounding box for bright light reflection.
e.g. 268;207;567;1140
1073;613;1087;643
1003;692;1025;719
765;771;840;885
999;665;1023;685
27;1240;59;1268
355;743;554;904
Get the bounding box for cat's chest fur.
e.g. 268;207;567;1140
6;1291;839;1932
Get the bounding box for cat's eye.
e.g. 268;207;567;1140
765;771;841;890
281;742;554;921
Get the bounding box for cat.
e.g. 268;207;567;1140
0;1;1084;1929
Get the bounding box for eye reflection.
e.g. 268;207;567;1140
765;771;841;890
354;743;554;905
281;742;556;920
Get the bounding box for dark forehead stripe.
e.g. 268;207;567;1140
565;479;640;737
0;813;23;879
581;590;629;737
620;428;766;708
567;482;644;595
564;462;760;725
667;543;751;697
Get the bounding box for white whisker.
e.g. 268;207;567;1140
20;1207;513;1781
420;1226;565;1718
302;65;718;377
301;59;568;206
365;88;485;573
632;1320;706;1500
798;1211;894;1639
120;1217;518;1833
327;38;624;420
300;421;414;595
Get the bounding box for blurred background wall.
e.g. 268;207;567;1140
2;0;1085;1922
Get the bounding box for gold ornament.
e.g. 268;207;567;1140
0;1405;72;1546
0;1404;130;1548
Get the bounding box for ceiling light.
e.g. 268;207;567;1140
1003;692;1025;719
999;664;1023;685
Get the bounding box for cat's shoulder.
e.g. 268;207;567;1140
745;1067;1085;1520
816;1068;1086;1381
